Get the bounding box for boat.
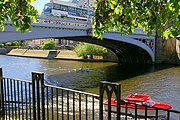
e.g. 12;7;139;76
103;93;172;118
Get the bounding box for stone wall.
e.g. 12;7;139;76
155;37;180;65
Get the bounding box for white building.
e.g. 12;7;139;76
32;0;95;49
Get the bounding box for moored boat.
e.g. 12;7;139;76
103;93;172;118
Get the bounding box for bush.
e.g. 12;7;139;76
0;44;4;47
5;42;12;46
74;43;87;57
74;42;107;58
41;41;56;50
2;41;23;47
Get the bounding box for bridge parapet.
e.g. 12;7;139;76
36;16;88;28
4;21;87;32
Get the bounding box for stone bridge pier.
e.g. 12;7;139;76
155;37;180;65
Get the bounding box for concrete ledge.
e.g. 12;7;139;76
24;50;50;57
55;50;81;59
7;49;81;60
7;49;116;62
8;49;27;56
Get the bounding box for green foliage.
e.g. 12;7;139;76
93;0;180;39
0;0;39;33
5;42;12;46
2;41;23;46
0;44;4;47
13;41;21;46
74;42;107;58
74;43;88;57
41;41;56;50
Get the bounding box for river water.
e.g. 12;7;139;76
0;55;180;113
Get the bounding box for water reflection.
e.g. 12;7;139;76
0;55;179;111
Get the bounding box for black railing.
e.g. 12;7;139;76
99;81;180;120
1;78;32;120
0;68;180;120
0;69;100;120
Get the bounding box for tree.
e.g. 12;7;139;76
74;42;107;59
93;0;180;39
74;43;88;58
41;41;56;50
0;0;39;33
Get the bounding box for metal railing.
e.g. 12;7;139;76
0;68;100;120
99;81;180;120
0;68;180;120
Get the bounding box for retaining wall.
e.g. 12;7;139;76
7;49;81;60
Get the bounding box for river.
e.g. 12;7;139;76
0;55;180;112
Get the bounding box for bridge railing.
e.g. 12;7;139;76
37;15;88;24
36;16;89;28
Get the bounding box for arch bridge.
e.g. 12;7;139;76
0;17;155;64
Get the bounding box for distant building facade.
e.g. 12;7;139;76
32;0;95;49
30;39;78;50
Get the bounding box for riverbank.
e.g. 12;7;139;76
7;49;117;62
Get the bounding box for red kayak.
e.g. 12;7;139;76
103;93;172;117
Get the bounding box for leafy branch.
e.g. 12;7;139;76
93;0;180;39
0;0;39;33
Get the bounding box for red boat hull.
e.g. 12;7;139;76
103;93;172;117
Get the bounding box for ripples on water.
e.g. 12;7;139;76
0;55;180;112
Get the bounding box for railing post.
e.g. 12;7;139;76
41;73;45;120
32;72;45;120
0;68;4;116
99;81;121;120
99;82;103;120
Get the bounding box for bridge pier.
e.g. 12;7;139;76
155;37;180;65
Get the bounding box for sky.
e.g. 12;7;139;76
31;0;69;13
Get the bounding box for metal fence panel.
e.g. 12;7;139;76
0;68;179;120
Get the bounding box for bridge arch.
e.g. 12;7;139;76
103;32;154;62
60;36;154;64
